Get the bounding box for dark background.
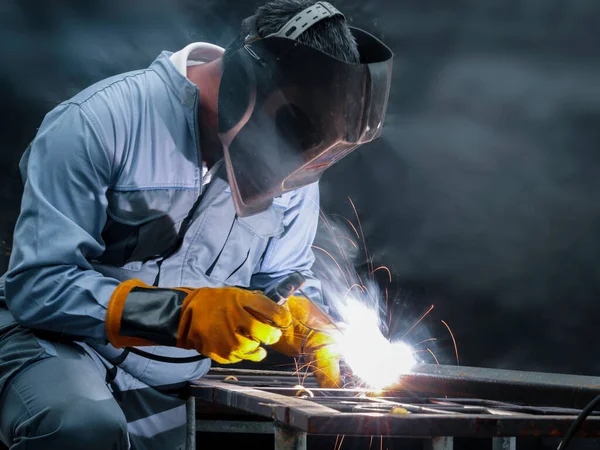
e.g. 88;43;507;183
2;0;600;378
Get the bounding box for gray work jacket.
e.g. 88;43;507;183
1;44;322;386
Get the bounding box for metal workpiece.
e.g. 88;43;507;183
398;364;600;409
195;420;274;434
188;366;600;449
190;381;600;438
191;378;338;429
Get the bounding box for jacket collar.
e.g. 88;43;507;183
150;42;225;108
170;42;224;76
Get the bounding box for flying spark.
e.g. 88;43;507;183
310;198;460;390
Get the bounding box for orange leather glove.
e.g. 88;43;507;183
106;279;292;364
270;295;342;388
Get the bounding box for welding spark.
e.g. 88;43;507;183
312;245;351;286
441;320;460;365
336;434;345;450
335;299;416;390
400;304;434;339
372;265;392;283
414;337;437;347
335;235;358;248
426;348;440;365
312;199;461;391
348;197;371;273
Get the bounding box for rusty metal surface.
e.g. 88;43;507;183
195;420;275;434
397;364;600;409
207;365;600;407
191;366;600;438
274;424;307;450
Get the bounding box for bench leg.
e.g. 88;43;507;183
185;396;196;450
274;423;307;450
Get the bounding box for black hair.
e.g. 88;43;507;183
224;0;360;64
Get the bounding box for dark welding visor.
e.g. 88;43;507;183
218;26;393;217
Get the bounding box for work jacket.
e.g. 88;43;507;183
0;43;322;387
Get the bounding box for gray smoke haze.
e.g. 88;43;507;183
312;213;384;317
0;0;238;105
319;1;600;374
1;0;600;377
312;206;458;370
0;0;253;270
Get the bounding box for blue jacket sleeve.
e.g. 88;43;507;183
250;182;324;304
5;102;120;341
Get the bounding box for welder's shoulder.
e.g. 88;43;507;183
54;67;169;134
62;67;159;108
25;67;170;182
43;66;173;164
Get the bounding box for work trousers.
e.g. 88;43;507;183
0;308;187;450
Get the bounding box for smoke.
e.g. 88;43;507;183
319;47;600;373
2;0;600;376
0;0;262;272
311;210;420;388
312;210;382;322
0;0;247;106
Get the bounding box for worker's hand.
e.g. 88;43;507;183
176;286;293;363
270;295;342;388
106;279;292;364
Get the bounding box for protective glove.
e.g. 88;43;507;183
270;295;342;388
105;279;292;364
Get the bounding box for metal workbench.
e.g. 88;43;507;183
185;365;600;450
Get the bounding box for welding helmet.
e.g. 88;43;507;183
218;1;393;217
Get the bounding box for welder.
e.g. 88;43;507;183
0;0;392;448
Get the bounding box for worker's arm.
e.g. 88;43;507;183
6;102;290;364
250;181;323;304
5;103;120;341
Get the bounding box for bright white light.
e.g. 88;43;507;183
335;300;416;390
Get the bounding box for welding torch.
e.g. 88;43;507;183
265;272;343;333
264;272;307;305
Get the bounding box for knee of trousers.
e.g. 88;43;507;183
28;397;128;449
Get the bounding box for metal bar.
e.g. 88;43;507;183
424;436;453;450
196;420;274;434
191;369;600;440
205;379;319;388
190;380;600;437
298;413;600;437
190;379;341;419
207;365;600;409
493;437;516;450
185;396;196;450
205;375;317;383
397;365;600;409
274;423;307;450
208;368;310;378
366;396;460;415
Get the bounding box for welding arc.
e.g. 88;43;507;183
557;394;600;449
